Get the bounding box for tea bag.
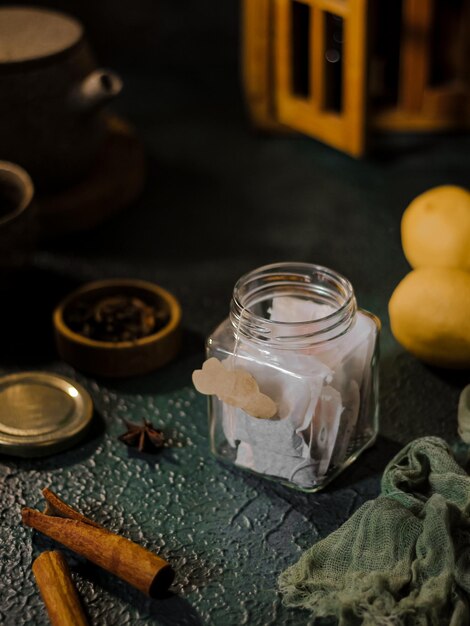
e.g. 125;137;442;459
236;441;318;488
314;311;375;376
331;380;361;466
269;296;336;324
318;312;377;466
308;386;343;477
222;355;323;458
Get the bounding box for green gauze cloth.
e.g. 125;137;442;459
278;436;470;626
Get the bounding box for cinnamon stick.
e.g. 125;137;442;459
23;489;174;597
42;488;101;528
32;551;89;626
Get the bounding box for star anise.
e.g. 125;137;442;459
118;419;165;453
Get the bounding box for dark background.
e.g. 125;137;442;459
1;2;470;625
8;0;469;290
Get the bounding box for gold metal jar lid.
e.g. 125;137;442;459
0;372;93;457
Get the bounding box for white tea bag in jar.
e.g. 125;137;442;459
222;352;325;458
306;385;343;477
236;441;319;488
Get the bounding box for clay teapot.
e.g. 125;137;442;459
0;7;122;188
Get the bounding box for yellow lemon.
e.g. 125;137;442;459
401;185;470;271
389;267;470;368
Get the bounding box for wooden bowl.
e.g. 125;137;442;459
53;279;182;377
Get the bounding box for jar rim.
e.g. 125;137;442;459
231;262;357;347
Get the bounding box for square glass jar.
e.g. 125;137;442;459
206;263;380;492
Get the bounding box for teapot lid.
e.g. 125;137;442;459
0;7;83;67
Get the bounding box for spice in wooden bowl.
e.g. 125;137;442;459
65;295;169;343
54;279;182;377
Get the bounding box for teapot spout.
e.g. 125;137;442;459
71;69;122;112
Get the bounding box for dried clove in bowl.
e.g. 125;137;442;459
65;295;169;343
54;279;182;377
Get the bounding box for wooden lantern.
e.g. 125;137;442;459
242;0;470;156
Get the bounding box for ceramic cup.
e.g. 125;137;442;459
0;161;35;272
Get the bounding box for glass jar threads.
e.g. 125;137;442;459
205;262;380;492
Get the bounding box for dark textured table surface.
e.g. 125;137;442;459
1;2;470;624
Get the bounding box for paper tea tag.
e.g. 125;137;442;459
192;358;278;419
